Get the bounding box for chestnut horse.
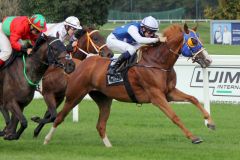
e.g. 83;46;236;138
31;28;113;137
44;24;215;146
0;35;75;140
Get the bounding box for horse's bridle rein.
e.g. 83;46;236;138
76;30;107;56
134;41;182;72
23;38;71;87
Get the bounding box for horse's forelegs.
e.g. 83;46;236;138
33;111;51;138
34;94;60;137
167;88;215;130
150;91;202;144
89;91;113;147
0;107;10;136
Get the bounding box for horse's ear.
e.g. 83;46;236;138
192;23;198;32
42;33;48;40
184;23;189;34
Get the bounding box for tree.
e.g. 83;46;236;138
0;0;21;20
21;0;111;25
204;0;240;19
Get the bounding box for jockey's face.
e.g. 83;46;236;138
30;25;40;35
67;26;77;37
142;27;155;38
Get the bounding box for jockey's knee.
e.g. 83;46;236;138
0;48;12;61
126;47;136;55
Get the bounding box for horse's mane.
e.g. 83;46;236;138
32;35;47;52
163;24;183;43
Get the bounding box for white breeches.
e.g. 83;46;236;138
106;33;141;55
0;26;12;61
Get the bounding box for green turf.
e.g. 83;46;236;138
1;99;240;160
99;22;240;55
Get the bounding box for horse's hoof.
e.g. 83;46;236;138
0;131;5;137
33;131;40;138
207;123;216;130
3;134;18;140
192;137;203;144
31;116;41;123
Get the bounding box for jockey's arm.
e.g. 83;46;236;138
128;25;159;44
9;33;22;51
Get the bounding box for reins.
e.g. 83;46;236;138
22;38;67;87
134;42;181;72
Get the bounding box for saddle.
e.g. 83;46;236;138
106;50;143;103
0;51;22;70
107;51;140;85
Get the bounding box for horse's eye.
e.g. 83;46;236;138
93;37;98;41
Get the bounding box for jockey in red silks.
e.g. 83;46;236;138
0;14;47;67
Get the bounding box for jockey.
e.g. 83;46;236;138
106;16;167;75
0;14;47;67
45;16;82;53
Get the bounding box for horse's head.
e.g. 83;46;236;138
34;35;75;74
74;28;113;59
181;23;212;68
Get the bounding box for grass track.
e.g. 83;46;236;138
0;99;240;160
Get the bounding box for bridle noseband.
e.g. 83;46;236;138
77;30;107;56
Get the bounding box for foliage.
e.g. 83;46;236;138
204;0;240;19
21;0;111;25
0;0;21;20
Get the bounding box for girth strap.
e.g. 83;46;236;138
122;69;138;103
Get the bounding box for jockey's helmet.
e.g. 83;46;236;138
29;14;47;32
64;16;82;30
141;16;159;33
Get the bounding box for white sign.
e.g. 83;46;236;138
175;55;240;104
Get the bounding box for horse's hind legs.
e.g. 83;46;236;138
167;88;215;130
44;89;89;144
89;91;113;147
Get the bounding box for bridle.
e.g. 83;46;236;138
23;37;71;87
77;30;107;56
47;38;71;69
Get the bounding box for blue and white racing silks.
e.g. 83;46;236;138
112;22;143;44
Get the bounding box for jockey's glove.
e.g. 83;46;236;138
159;36;167;43
21;45;28;53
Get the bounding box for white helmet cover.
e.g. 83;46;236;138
141;16;159;31
64;16;82;30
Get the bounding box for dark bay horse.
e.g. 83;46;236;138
31;28;113;137
44;24;215;146
0;35;75;140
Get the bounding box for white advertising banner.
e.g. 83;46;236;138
175;55;240;104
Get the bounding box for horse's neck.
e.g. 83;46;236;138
25;47;49;83
140;44;179;69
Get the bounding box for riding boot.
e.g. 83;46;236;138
108;51;130;75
